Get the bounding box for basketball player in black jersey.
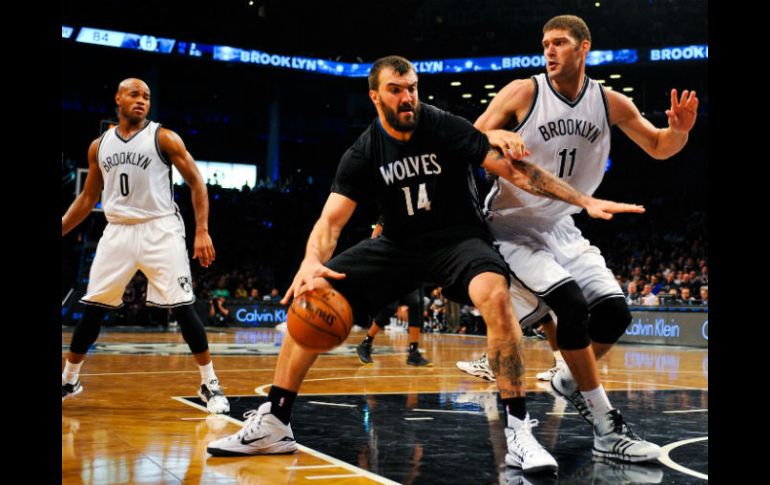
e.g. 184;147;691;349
207;56;642;473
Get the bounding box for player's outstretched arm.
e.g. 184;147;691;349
482;149;645;220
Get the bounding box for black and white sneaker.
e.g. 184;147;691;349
593;409;661;463
550;367;593;425
504;413;558;473
356;341;373;365
456;354;496;382
207;402;297;456
406;349;433;367
198;378;230;414
62;380;83;402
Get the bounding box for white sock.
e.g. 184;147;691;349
199;362;216;383
62;360;82;385
553;350;564;364
581;385;612;417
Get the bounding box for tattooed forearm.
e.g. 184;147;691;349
510;158;585;205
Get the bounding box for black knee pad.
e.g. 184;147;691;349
70;304;109;354
172;304;210;354
543;281;590;350
588;297;632;344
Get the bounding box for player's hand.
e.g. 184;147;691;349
485;129;530;160
280;260;346;305
666;89;699;133
192;230;216;268
584;198;645;220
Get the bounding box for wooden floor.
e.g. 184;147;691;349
62;327;708;484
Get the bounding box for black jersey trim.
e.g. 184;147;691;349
114;119;151;143
512;77;539;133
95;131;108;163
155;123;173;166
599;83;612;127
544;73;589;108
483;177;501;216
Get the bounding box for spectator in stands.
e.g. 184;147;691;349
699;286;708;305
209;296;231;326
248;288;261;302
625;281;641;305
640;284;659;306
233;283;248;299
679;287;696;305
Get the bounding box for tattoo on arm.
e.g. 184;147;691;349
510;159;585;205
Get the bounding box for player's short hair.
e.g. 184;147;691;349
543;15;592;44
368;55;416;91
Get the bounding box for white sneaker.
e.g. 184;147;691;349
207;402;297;456
62;380;83;402
198;378;230;414
456;354;496;382
504;414;558;473
593;409;661;463
536;361;564;382
550;367;593;425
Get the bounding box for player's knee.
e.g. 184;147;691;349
69;304;108;354
173;304;210;354
544;282;590;350
588;297;631;344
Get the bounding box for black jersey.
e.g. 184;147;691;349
332;103;491;245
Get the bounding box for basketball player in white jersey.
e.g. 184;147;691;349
61;78;230;414
457;15;698;462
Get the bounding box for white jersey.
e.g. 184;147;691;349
97;121;178;224
484;73;611;223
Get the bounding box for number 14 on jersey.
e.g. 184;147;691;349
402;183;432;216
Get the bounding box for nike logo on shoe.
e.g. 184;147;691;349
240;435;268;445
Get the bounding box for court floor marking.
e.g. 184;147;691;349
658;436;708;480
172;396;400;485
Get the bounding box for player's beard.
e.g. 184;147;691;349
383;100;421;132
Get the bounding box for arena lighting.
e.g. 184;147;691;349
484;84;495;89
461;93;472;98
450;81;462;86
610;74;622;79
66;26;708;76
623;87;634;92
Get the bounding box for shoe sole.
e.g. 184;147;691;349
592;448;661;463
357;355;374;365
207;446;297;457
505;455;558;474
62;386;83;402
407;361;433;367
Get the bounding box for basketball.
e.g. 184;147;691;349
287;288;353;352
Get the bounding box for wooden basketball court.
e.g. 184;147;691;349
62;327;708;483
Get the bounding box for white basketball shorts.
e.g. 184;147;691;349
488;216;623;326
80;213;195;308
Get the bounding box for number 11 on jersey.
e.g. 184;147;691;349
402;183;432;216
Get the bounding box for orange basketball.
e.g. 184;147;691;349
287;288;353;352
